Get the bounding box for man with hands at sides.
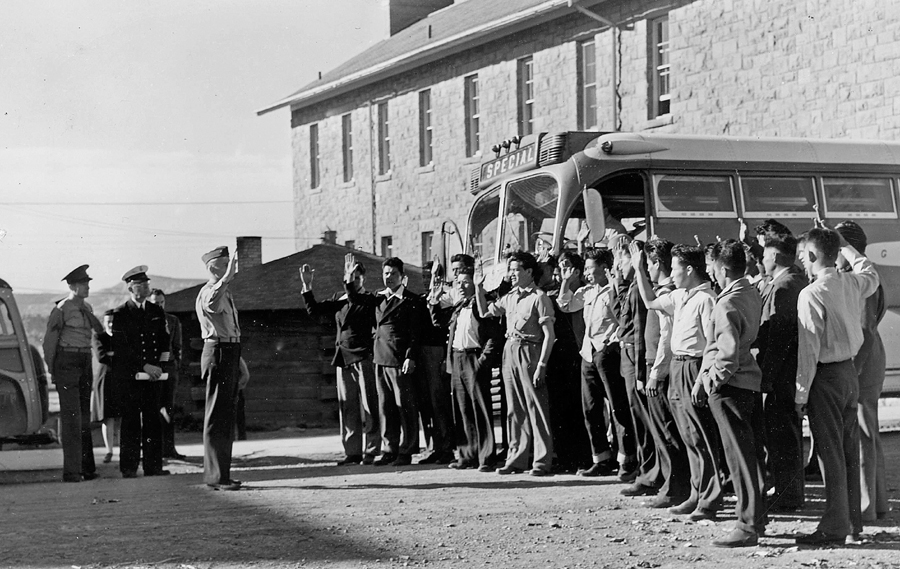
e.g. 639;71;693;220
475;251;556;476
344;254;422;467
301;255;380;466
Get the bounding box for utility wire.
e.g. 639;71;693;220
0;200;293;206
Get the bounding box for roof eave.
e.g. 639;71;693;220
256;0;590;117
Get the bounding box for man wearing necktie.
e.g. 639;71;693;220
196;246;243;490
112;266;170;478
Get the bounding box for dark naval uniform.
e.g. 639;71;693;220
43;265;104;482
112;267;170;477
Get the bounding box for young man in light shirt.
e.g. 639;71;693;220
631;243;723;521
794;227;879;545
558;248;635;478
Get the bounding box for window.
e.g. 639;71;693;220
464;74;480;157
649;15;670;118
822;177;897;218
377;102;391;175
381;236;393;258
341;114;353;182
344;240;356;249
740;176;817;217
578;40;598;130
654;174;736;217
502;175;560;256
309;124;320;189
421;231;434;267
0;300;15;336
517;57;534;136
419;90;433;166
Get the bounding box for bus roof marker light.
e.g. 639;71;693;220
492;144;502;158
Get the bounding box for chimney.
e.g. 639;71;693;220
389;0;453;36
322;230;337;245
236;236;262;270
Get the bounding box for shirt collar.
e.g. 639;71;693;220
513;284;536;296
380;285;405;300
719;277;747;297
655;276;674;288
770;266;790;282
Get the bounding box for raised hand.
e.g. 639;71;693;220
224;249;239;282
299;264;314;290
738;217;748;242
560;264;578;284
474;256;486;287
693;234;702;247
813;204;826;228
343;253;358;283
628;240;643;263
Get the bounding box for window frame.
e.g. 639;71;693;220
819;175;899;219
419;89;433;167
341;113;354;183
577;39;598;130
377;102;391;175
737;174;819;218
464;74;480;157
517;57;534;137
651;172;738;218
309;123;320;189
649;15;671;119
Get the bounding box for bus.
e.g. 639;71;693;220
0;277;48;444
462;131;900;391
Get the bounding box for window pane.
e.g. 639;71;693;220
503;175;559;255
741;176;816;214
419;90;432;166
823;177;896;214
0;301;14;336
655;174;735;215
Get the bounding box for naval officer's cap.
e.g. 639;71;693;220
202;246;229;265
122;265;150;283
62;264;92;284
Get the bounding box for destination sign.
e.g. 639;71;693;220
480;143;538;185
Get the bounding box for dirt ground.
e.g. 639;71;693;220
2;432;900;569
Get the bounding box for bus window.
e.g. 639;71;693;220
740;176;817;217
469;191;500;266
654;174;736;217
0;301;15;336
822;177;898;218
502;174;559;255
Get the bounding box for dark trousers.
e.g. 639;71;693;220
548;343;590;470
120;379;163;474
622;344;662;487
668;357;723;510
808;360;862;537
583;344;634;464
645;363;691;501
54;351;95;479
202;343;241;485
336;358;380;457
451;350;496;466
161;367;180;456
764;382;805;509
376;364;419;456
709;384;766;533
418;345;454;454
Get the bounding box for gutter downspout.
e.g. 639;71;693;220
570;2;621;131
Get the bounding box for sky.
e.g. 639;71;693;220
0;0;389;293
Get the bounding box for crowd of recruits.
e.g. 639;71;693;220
303;217;887;550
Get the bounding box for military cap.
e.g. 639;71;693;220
122;265;150;283
202;246;229;265
835;220;867;254
62;264;92;284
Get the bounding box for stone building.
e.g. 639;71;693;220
258;0;900;266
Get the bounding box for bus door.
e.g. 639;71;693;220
0;284;42;440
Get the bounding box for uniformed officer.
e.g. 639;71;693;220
43;264;104;482
112;266;171;478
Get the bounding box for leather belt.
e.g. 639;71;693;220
673;354;701;361
59;346;92;353
205;337;240;344
452;348;481;354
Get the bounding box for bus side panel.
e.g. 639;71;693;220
0;288;42;436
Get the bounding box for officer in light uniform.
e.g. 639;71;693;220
43;264;104;482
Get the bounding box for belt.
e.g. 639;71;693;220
452;348;481;354
205;337;240;344
506;336;539;345
59;346;91;353
817;359;851;368
673;354;701;361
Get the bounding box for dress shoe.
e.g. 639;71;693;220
390;454;412;467
577;461;616;477
435;452;455;465
145;469;171;476
668;499;698;515
418;451;442;464
362;454;376;465
208;481;241;491
645;495;684;509
374;453;397;466
121;470;138;479
103;452;113;464
448;460;475;470
688;508;718;522
529;468;551;477
477;465;495;473
336;455;363;466
81;472;99;481
165;452;187;461
62;475;82;483
496;465;524;475
712;528;758;548
617;463;639;483
621;483;658;497
795;530;846;546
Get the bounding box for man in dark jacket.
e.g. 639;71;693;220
301;257;380;465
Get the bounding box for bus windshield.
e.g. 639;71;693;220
501;174;559;258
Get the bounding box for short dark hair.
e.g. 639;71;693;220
508;251;541;281
671;245;707;277
806;227;841;263
835;220;868;254
382;257;404;274
584;248;614;270
755;218;793;239
450;253;475;268
711;239;747;275
764;234;798;264
559;251;585;273
456;266;475;277
149;289;165;297
645;239;674;273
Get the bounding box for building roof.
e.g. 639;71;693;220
258;0;605;116
164;243;426;314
